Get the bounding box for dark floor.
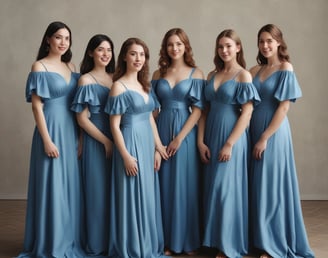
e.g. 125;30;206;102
0;200;327;258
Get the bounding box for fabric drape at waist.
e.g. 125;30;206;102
120;112;149;127
43;95;72;110
161;101;189;110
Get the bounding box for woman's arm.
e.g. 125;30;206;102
167;106;202;157
149;114;169;171
197;105;211;163
253;100;290;160
31;93;59;158
77;107;113;158
110;114;138;176
219;101;253;162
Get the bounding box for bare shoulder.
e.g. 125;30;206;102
31;61;46;72
110;81;126;97
249;65;261;78
67;62;77;72
152;69;161;80
280;61;293;72
192;67;205;79
206;70;216;81
237;69;252;83
78;73;94;86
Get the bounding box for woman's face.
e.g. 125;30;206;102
258;31;280;59
47;28;70;56
124;43;145;72
166;34;185;60
217;36;240;63
92;40;112;68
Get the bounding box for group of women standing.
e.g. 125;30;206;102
17;21;315;258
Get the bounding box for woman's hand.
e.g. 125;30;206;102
218;142;232;162
154;151;162;171
253;138;267;160
156;145;169;160
44;140;59;158
124;154;138;176
198;142;211;163
167;137;182;157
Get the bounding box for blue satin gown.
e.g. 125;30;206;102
18;71;84;258
105;82;165;258
250;70;315;258
71;83;112;256
202;73;260;258
151;68;205;253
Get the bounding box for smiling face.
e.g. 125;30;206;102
258;31;280;59
91;40;112;68
125;43;145;72
217;36;240;63
166;34;185;61
47;28;70;56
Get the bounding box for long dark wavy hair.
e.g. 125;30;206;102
113;38;150;92
80;34;115;74
158;28;196;77
36;21;72;62
256;24;290;65
213;29;246;72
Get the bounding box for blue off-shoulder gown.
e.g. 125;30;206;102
104;85;165;258
71;83;112;256
250;70;315;258
202;74;260;258
151;68;205;253
18;71;84;258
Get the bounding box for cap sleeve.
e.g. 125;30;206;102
188;79;206;109
71;84;107;113
25;72;52;102
274;71;302;102
235;82;261;106
104;92;129;115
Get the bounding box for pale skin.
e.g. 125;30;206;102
110;43;168;176
249;31;293;161
31;28;76;159
76;40;114;158
152;34;204;157
198;36;254;166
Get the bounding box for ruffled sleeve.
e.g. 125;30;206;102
150;80;160;109
188;79;206;109
235;82;261;106
104;92;129;115
25;72;51;102
71;84;108;113
274;71;302;102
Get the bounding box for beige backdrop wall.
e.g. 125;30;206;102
0;0;327;200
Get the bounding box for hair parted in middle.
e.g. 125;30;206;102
213;29;246;72
80;34;115;74
113;37;150;92
158;28;196;77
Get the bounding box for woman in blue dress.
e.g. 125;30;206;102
18;21;83;257
105;38;169;258
71;34;115;256
151;28;205;256
249;24;315;258
197;29;260;258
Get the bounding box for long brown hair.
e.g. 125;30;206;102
256;24;290;65
113;38;150;92
213;29;246;72
158;28;196;77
